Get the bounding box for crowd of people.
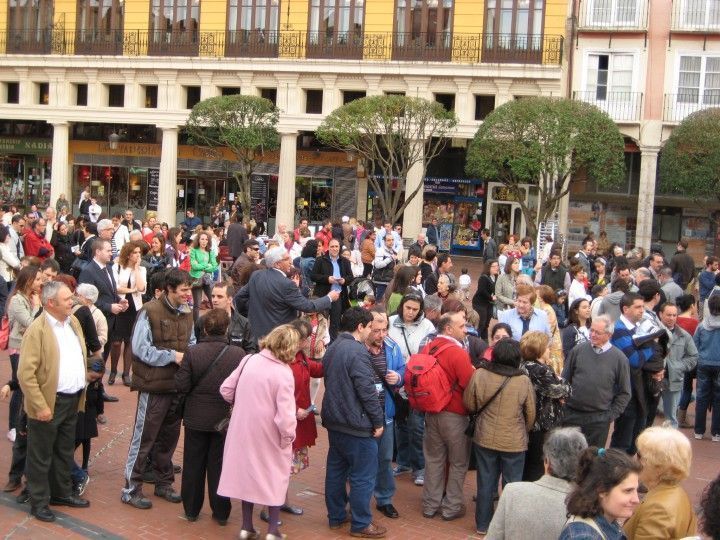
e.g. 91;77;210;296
0;198;719;540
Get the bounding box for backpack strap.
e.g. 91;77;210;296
565;516;607;540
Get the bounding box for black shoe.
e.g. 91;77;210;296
122;493;153;510
376;504;399;519
102;391;119;402
173;463;182;474
260;508;282;525
212;514;228;526
3;478;21;492
49;495;90;508
154;486;182;503
122;373;132;387
280;503;304;515
31;506;55;522
185;514;198;522
16;489;29;504
108;371;116;385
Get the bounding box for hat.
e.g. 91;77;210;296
342;216;350;223
555;289;567;297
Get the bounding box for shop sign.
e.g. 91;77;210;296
424;179;456;195
147;169;159;211
0;138;52;155
250;174;268;222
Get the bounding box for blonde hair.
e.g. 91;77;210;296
519;331;549;362
636;426;692;484
259;325;301;364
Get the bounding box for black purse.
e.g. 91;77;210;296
465;376;510;438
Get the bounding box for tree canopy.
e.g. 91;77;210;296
185;95;280;218
316;95;458;226
465;96;625;238
659;107;720;204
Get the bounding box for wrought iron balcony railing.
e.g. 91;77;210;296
573;90;643;122
663;92;720;122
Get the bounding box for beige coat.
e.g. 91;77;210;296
17;313;90;420
624;483;697;540
463;367;535;453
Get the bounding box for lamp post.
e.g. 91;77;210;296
108;131;120;150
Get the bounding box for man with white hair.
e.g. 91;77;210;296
234;246;340;339
44;207;57;242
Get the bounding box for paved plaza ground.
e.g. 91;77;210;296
0;257;718;539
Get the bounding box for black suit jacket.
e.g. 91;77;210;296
226;222;249;259
78;260;120;328
311;254;353;306
235;268;332;339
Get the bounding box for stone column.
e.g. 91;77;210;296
356;174;368;220
402;141;425;242
50;121;71;207
635;146;660;252
276;131;298;234
320;74;338;115
454;79;472;124
157;126;179;225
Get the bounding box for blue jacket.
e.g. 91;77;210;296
380;337;406;419
694;314;720;368
321;333;385;437
699;270;716;301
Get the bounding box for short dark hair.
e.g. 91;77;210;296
678;239;689;250
659;302;677;313
10;214;23;224
164;268;193;291
40;258;60;273
340;306;373;333
699;472;720;539
437;253;451;268
492;338;522;368
565;447;641;518
491;322;513;340
610;279;630;293
92;238;110;255
213;280;235;298
620;292;643;311
709;294;720;317
290;318;312;339
148;268;167;294
675;294;696;313
424;249;437;262
637;279;661;302
706;256;718;268
481;228;490;236
243;239;259;252
203;308;230;336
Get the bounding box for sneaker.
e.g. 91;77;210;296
392;465;411;476
712;435;720;442
6;428;15;442
413;474;424;486
694;433;703;440
75;474;90;496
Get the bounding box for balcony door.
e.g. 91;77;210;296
307;0;365;59
671;55;720;121
76;0;124;54
393;0;453;61
483;0;544;63
7;0;54;53
226;0;280;57
586;0;640;28
583;53;638;121
678;0;720;30
148;0;199;56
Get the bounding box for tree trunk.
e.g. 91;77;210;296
235;171;252;221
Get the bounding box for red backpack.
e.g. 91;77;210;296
403;341;456;413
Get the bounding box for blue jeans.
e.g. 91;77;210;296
473;445;525;532
374;284;388;303
9;353;22;431
325;430;378;532
374;419;395;506
395;409;425;474
695;365;720;436
679;367;697;410
661;386;681;428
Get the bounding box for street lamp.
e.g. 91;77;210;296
108;131;120;150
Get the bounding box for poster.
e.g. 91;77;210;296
147;169;159;211
438;223;453;252
250;174;268;223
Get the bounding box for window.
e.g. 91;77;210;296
227;0;280;35
144;85;158;108
260;87;277;105
305;89;323;114
37;82;49;105
484;0;545;50
435;93;455;111
6;82;19;104
585;0;639;27
185;86;201;109
586;53;632;100
149;0;200;55
385;91;406;96
678;0;720;29
7;0;54;53
395;0;453;47
474;94;495;120
220;87;241;95
75;83;88;106
75;0;124;54
108;84;125;107
308;0;364;43
342;90;365;104
677;55;720;105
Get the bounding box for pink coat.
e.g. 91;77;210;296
217;350;297;506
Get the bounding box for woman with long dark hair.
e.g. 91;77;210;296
495;257;520;313
50;222;75;275
299;239;320;296
472;259;499;340
190;232;218;321
561;298;592;359
385;265;421;316
165;227;184;267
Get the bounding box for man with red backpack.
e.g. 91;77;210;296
406;310;474;521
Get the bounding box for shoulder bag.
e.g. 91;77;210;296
214;352;253;433
465;376;511;438
178;345;229;419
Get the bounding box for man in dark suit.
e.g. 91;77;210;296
235;246;339;340
78;238;128;403
226;214;249;260
311;238;354;340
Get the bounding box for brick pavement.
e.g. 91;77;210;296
0;256;718;539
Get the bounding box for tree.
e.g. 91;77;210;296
184;95;280;218
465;96;625;238
659;107;720;205
316;95;457;226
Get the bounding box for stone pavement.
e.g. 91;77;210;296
0;256;718;539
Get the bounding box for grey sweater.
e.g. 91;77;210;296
562;341;631;420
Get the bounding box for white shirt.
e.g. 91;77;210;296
46;312;86;394
458;274;471;289
89;203;102;222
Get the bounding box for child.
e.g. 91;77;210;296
362;292;376;309
458;268;471;301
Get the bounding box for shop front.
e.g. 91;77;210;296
0;136;52;210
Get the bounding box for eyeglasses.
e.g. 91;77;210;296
249;247;260;251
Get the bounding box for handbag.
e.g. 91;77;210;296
465;376;511;438
214;353;253;433
0;315;9;350
178;345;229;419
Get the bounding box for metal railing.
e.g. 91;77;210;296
0;28;564;65
663;92;720;122
671;0;720;31
578;0;648;30
573;90;643;121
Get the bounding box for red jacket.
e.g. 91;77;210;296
290;351;324;450
315;229;332;254
23;230;54;261
426;336;475;415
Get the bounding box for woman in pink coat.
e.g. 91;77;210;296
218;324;299;540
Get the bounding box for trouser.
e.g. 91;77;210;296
610;396;645;455
477;305;493;341
328;299;342;342
522;430;545;482
192;283;214;321
695;365;720;436
374;419;395;506
661;385;681;428
421;411;470;516
645;392;661;428
474;445;525;532
373;283;388;303
8;418;27;483
679;367;697;410
325;430;378;533
121;392;181;500
26;392;80;509
181;428;231;520
8;353;22;431
395;409;425;473
562;408;611;448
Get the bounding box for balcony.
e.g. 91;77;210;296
224;30;279;58
144;30;199;57
5;29;55;54
74;29;123;55
306;31;364;60
578;0;648;30
672;0;720;31
663;92;720;122
391;32;453;62
574;91;643;121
